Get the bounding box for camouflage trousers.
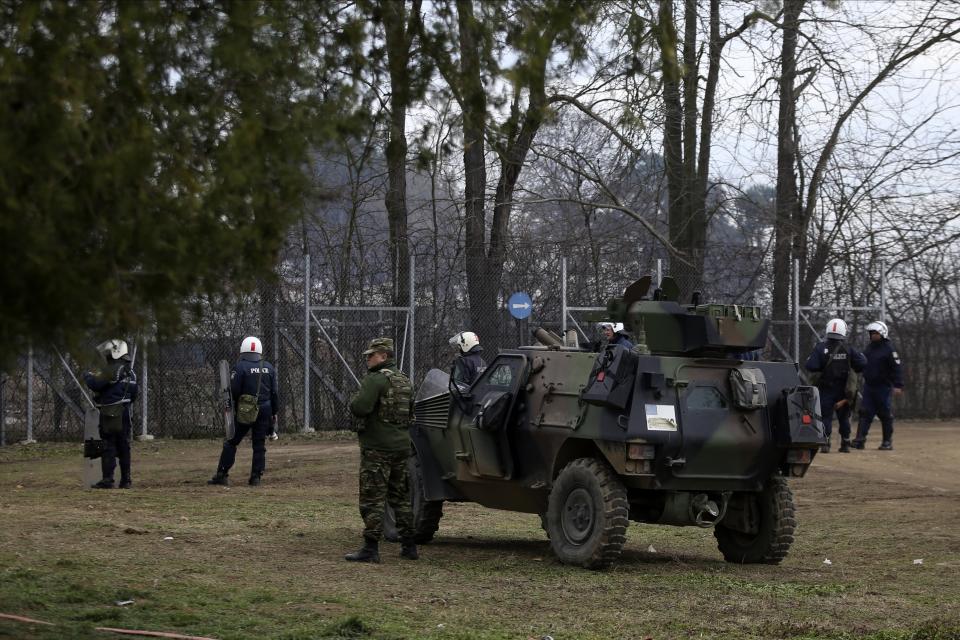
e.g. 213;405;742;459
358;447;414;542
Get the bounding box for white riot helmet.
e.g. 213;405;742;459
825;318;848;339
865;321;888;339
240;336;263;354
449;331;479;353
97;339;129;361
598;322;624;333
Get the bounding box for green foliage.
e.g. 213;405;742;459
0;1;355;356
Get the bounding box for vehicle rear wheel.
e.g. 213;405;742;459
714;475;795;564
383;454;444;544
546;458;629;570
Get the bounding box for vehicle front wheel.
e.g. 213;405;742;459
714;475;795;564
546;458;629;570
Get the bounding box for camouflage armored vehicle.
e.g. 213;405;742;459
407;276;825;569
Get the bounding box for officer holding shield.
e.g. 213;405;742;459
84;339;138;489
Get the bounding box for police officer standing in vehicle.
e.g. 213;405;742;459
345;337;417;564
804;319;866;453
449;331;486;388
84;339;138;488
596;322;634;351
208;336;279;486
852;321;904;451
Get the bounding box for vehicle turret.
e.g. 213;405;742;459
601;276;768;356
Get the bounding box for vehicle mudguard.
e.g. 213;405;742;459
410;426;466;502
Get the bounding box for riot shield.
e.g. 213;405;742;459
219;360;234;439
82;407;102;488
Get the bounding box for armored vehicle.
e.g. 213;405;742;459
408;277;824;569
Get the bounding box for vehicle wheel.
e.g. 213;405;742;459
714;475;795;564
383;454;444;544
546;458;629;570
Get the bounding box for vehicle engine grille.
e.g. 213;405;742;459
414;393;451;430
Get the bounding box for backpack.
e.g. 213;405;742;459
378;368;413;426
236;366;265;425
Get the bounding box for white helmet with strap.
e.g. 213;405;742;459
449;331;479;353
240;336;263;354
865;321;888;339
97;339;129;361
825;318;848;339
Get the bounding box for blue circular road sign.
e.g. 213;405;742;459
508;292;533;319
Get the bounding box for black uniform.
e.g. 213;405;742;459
84;358;138;487
855;338;904;447
214;353;279;482
804;339;866;446
453;345;486;387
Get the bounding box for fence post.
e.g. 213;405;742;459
561;257;567;335
1;371;5;447
793;258;800;364
25;342;35;443
409;253;415;380
138;343;153;440
303;252;313;433
880;260;886;322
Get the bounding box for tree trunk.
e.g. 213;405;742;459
382;0;421;308
771;0;804;353
455;0;492;344
658;0;692;294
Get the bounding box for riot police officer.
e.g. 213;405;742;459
449;331;486;388
208;336;279;486
804;319;866;453
597;322;633;350
84;339;138;488
853;321;904;450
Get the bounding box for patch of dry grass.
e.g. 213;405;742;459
0;423;958;639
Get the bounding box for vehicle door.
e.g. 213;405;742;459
452;353;528;480
672;364;769;482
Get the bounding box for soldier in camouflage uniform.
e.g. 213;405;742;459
345;337;417;563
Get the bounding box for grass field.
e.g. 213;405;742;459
1;421;958;640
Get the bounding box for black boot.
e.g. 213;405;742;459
92;478;114;489
207;472;229;486
344;539;380;563
878;441;893;451
118;478;132;489
820;436;831;454
852;439;865;450
400;541;419;560
248;475;261;486
839;440;851;453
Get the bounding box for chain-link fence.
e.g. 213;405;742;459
2;234;958;445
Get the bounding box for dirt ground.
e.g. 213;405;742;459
0;421;958;640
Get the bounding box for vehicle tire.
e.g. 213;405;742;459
546;458;629;570
714;475;795;564
383;454;444;544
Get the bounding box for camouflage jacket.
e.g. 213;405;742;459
349;359;410;452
